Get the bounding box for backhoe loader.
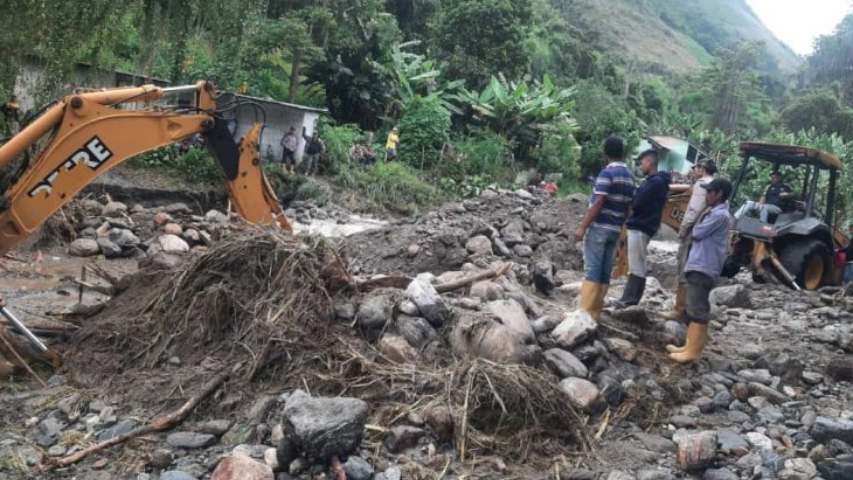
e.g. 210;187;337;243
0;81;291;373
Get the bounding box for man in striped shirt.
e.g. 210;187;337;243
574;136;636;320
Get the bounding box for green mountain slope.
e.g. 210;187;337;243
565;0;801;74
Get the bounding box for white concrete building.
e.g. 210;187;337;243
233;95;327;164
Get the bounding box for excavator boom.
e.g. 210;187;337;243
0;81;289;254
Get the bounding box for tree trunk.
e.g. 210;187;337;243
288;48;303;103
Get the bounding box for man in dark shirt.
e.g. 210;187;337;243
574;136;636;320
763;170;793;208
614;149;671;308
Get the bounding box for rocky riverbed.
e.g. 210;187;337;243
0;188;851;480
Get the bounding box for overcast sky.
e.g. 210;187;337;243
747;0;852;55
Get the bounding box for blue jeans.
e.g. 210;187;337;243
845;263;853;284
583;225;621;284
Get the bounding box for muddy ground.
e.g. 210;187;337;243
1;184;852;480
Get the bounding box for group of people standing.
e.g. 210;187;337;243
279;126;326;175
574;136;733;364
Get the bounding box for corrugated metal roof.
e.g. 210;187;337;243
236;94;328;114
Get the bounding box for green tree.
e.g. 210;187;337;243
782;90;853;140
433;0;532;88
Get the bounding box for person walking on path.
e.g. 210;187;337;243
301;127;325;175
662;158;717;321
667;178;733;363
574;136;636;320
280;127;299;174
385;127;400;161
613;149;671;308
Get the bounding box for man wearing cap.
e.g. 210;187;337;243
662;159;717;321
614;149;670;307
667;177;733;363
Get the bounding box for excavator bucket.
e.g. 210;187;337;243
204;119;291;231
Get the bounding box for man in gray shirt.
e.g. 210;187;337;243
667;178;733;363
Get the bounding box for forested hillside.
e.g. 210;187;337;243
0;0;851;220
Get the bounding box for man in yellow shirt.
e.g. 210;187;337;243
385;127;400;161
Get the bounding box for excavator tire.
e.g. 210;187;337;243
777;239;831;291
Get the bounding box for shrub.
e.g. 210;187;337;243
130;145;221;184
538;121;582;183
398;95;451;169
338;161;439;213
319;121;364;175
454;131;513;180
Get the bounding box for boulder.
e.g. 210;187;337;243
779;458;817;480
282;390;369;461
513;244;533;257
166;432;217;449
604;337;637;362
205;209;229;224
109;228;140;248
356;290;398;334
532;260;556;295
406;274;449;327
710;285;752;309
102;201;128;217
157;234;190;254
96;238;122;258
343;456;375;480
154;211;173;225
486;299;535;343
559;377;600;410
163;223;183;236
812;417;853;445
182;228;201;245
470;281;504;301
531;313;562;334
396;315;437;349
379;335;418;363
451;311;537;364
211;454;274;480
818;454;853;480
543;349;588;378
164;202;192;214
500;221;525;246
69;238;100;257
551;311;597;349
465;235;493;256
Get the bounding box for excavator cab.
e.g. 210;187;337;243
723;143;847;290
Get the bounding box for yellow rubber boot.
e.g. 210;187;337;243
668;322;708;363
578;281;600;319
661;286;687;321
589;284;609;321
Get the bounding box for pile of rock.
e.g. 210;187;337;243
66;198;228;260
344;188;589;277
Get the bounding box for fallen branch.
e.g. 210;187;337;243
0;327;48;388
48;367;233;468
435;263;512;293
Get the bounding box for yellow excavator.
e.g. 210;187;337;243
0;81;290;372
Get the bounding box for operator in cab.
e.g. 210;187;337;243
734;170;794;223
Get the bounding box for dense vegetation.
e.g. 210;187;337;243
1;0;852;222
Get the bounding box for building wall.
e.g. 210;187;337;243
234;103;321;164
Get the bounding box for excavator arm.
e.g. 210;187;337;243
612;184;692;279
0;81;289;255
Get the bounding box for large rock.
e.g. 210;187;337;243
109;228;140;248
812;417;853;444
205;209;229;224
465;235;493;256
710;285;752;309
166;432;217;449
559;377;600;410
779;458;817;480
405;274;449;327
211;454;274;480
470;281;504;301
102;201;128;217
543;349;588;378
379;334;418;363
486;299;534;343
343;456;375;480
396;315;437;349
157;234;190;254
357;290;398;333
532;260;556;295
451;311;538;364
283;390;368;461
69;238;100;257
96;238;123;258
551;311;597;349
500;221;525;246
818;454;853;480
677;431;718;470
